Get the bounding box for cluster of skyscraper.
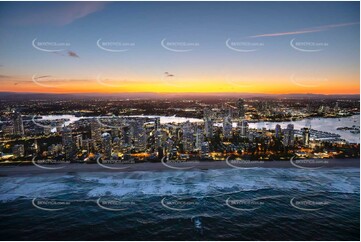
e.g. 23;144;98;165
57;98;312;160
3;98;315;161
56;99;250;160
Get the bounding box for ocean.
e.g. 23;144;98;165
0;167;359;240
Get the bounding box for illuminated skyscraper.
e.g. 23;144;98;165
195;125;204;150
302;127;310;146
201;142;210;159
239;120;249;137
129;119;147;151
182;121;194;152
283;124;295;147
62;126;74;160
223;115;232;139
203;108;213;139
75;134;83;150
12;111;24;136
101;132;112;159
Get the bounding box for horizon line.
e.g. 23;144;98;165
0;91;359;96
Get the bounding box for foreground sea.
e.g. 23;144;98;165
0;164;359;240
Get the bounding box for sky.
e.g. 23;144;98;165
0;1;359;94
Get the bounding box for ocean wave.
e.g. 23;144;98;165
0;168;359;202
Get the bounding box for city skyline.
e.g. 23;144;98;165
0;1;360;94
0;2;359;240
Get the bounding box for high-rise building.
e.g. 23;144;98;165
239;120;249;137
101;132;112;159
129;119;147;151
204;118;213;139
121;125;130;145
154;117;162;149
182;121;195;152
62;126;74;160
275;124;282;139
90;119;102;144
195;125;204;150
75;134;83;150
223;115;232;139
203;108;213;139
237;98;246;119
32;139;39;153
283;124;295;147
154;117;161;131
302;127;310;146
12;111;24;136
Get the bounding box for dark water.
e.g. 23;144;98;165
0;167;359;240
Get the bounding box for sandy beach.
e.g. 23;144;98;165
0;158;359;176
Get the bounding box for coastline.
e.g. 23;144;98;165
0;158;359;176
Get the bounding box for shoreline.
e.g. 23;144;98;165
0;158;359;176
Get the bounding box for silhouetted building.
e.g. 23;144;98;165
275;124;282;139
237;98;245;118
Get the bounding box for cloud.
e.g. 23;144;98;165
164;72;175;77
49;50;80;58
9;2;108;26
248;22;359;38
67;51;79;58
